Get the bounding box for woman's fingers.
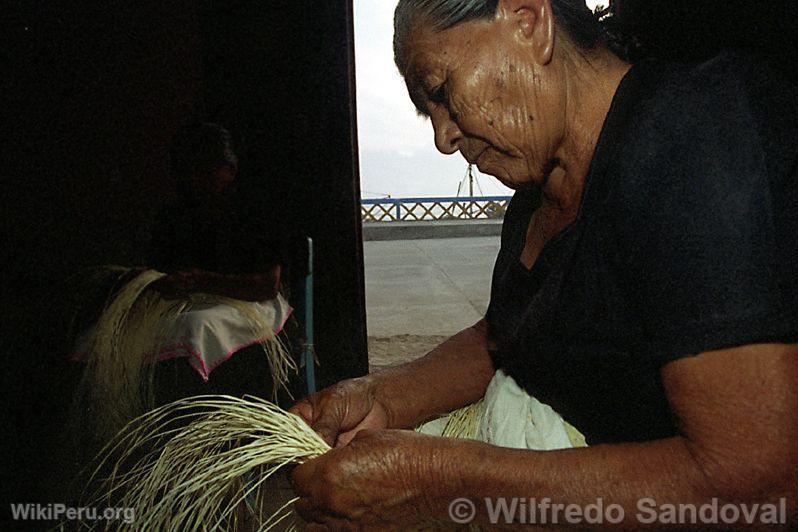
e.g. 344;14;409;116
310;412;344;447
334;428;360;447
290;459;317;499
288;395;344;446
292;460;340;524
293;457;359;529
290;379;384;446
294;496;324;523
291;430;440;529
334;406;390;447
287;398;314;423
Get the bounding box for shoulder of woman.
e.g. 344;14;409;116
628;50;795;134
606;51;795;210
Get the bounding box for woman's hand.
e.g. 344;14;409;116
289;378;392;447
290;320;494;448
291;429;463;530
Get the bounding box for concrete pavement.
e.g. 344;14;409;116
362;219;502;241
363;236;501;338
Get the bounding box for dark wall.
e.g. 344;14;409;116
4;0;368;506
4;0;206;506
198;0;369;390
5;2;204;281
617;0;798;71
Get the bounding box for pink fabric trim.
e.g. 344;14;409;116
157;307;293;382
70;306;293;383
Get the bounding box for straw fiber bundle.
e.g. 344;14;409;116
86;395;329;531
73;267;295;448
82;396;497;531
439;399;485;439
429;400;587;448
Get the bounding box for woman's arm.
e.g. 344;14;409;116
453;343;798;527
290;319;495;446
371;318;496;429
292;343;798;529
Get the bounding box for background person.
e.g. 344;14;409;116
148;122;284;301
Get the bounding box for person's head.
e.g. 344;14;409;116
169;122;238;197
394;0;626;189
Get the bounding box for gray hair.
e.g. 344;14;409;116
393;0;613;76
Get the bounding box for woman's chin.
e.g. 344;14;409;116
483;167;535;191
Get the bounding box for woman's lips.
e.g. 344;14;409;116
470;147;489;165
474;147;490;170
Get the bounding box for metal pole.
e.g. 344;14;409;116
304;237;316;394
469;164;474;197
468;164;474;218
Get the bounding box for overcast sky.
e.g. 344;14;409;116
352;1;603;199
352;1;514;199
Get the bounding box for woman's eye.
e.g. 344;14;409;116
429;84;447;104
427;82;459;121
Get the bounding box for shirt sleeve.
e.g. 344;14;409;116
611;75;798;366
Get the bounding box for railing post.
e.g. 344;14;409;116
395;200;401;221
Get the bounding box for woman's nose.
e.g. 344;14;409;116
431;108;462;155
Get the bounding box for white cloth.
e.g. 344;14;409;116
158;294;293;381
477;369;573;450
420;369;575;450
74;294;293;382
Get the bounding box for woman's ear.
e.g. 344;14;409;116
496;0;555;65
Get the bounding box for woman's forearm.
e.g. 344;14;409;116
368;319;496;430
433;344;798;528
439;436;788;529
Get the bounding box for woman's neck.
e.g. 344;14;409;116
542;48;631;215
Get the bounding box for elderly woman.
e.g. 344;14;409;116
291;0;798;528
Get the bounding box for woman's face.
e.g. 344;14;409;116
402;11;567;189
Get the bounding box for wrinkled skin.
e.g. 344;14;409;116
290;377;392;448
406;9;565;188
292;430;471;530
401;0;629;265
403;2;565;190
400;3;628;199
289;320;497;528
